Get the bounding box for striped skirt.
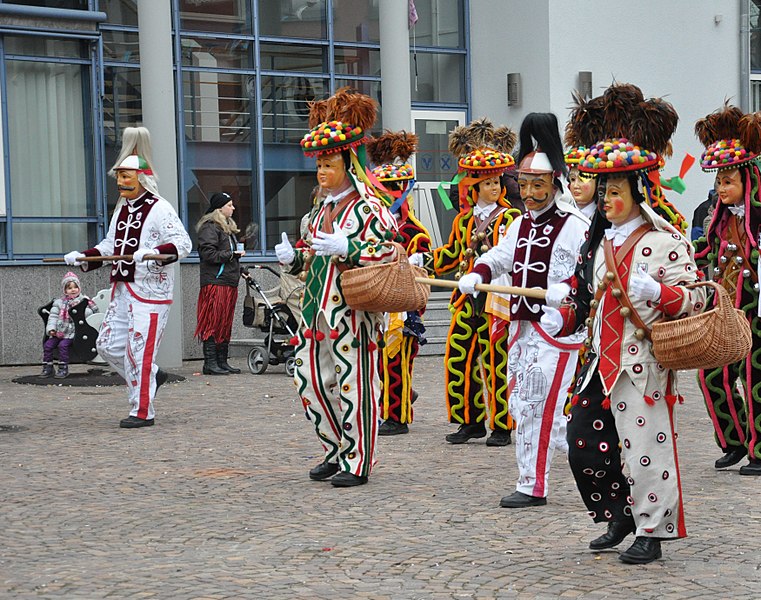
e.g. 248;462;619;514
194;284;238;343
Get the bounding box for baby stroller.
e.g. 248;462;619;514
241;266;302;376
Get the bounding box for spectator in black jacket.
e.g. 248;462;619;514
194;192;245;375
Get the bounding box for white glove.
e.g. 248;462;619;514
545;282;571;308
133;247;156;262
458;272;483;296
311;225;349;257
64;250;82;266
540;306;564;337
275;232;295;265
408;253;425;268
628;264;661;303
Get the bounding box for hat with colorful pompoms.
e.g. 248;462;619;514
448;118;517;178
300;87;377;157
695;104;761;172
367;130;418;182
578;138;660;175
459;147;515;176
564;146;587;166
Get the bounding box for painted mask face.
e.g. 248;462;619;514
116;169;144;200
568;168;596;207
518;173;554;212
316;153;348;191
715;169;743;206
476;176;501;204
603;176;640;225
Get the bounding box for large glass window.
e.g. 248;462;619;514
181;36;253;70
102;29;140;63
100;0;138;27
334;46;379;77
333;0;379;43
409;0;464;48
261;75;326;144
179;0;251;35
260;42;325;72
10;0;88;9
410;52;465;104
258;0;327;39
752;0;761;71
264;171;316;249
182;70;253;143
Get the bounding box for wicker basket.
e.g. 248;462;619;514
340;242;430;312
652;281;752;370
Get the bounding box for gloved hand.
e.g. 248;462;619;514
408;253;425;268
628;264;661;303
133;247;156;262
275;232;295;265
64;250;82;266
458;272;482;296
311;225;349;257
544;282;571;308
540;306;564;337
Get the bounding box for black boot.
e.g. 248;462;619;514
715;446;747;469
619;536;662;564
486;428;512;446
40;362;54;378
216;341;241;374
445;421;487;444
589;518;636;550
739;458;761;476
202;339;228;375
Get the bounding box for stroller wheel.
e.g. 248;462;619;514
285;356;296;377
247;346;268;375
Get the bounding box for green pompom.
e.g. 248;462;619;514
351;339;360;348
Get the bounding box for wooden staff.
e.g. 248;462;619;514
42;254;176;263
415;276;547;300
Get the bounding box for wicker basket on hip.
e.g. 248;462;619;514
651;281;752;370
340;242;430;312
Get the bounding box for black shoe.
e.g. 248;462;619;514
202;339;228;375
155;368;168;391
216;341;241;374
499;491;547;508
619;536;662;564
378;420;409;436
331;472;368;487
486;429;512;446
445;422;487;444
739;459;761;476
715;447;747;469
411;390;419;404
119;415;155;428
589;519;636;550
308;460;339;481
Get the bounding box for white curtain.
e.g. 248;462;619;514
7;60;88;253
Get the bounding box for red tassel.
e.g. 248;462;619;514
601;397;611;410
571;396;579;406
644;395;656;406
315;330;325;341
329;329;339;340
304;329;313;339
289;336;299;346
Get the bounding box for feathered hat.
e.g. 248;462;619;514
367;130;418;214
441;118;517;210
300;87;377;157
571;82;688;232
695;103;761;172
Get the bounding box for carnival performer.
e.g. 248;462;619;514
274;88;398;487
64;149;192;428
457;113;589;506
195;192;245;375
410;118;521;447
552;84;706;564
694;104;761;475
367;131;432;436
564;146;599;220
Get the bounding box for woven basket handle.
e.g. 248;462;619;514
380;241;409;263
684;280;732;311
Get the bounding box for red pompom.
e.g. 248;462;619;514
644;395;655;406
304;329;313;339
315;330;326;341
571;396;579;406
329;329;339;340
289;336;299;346
368;341;377;352
601;397;611;410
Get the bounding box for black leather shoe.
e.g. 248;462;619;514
589;519;636;550
308;461;339;481
378;420;409;436
155;368;168;392
119;415;154;428
619;536;662;564
715;447;747;469
445;422;487;444
499;491;547;508
486;429;512;447
331;472;368;487
739;459;761;476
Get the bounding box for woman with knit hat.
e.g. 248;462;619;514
551;83;706;564
195;192;246;375
410;118;521;447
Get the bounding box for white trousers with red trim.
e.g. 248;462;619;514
294;313;379;478
508;321;578;498
97;283;171;420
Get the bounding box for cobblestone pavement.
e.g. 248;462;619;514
1;356;760;599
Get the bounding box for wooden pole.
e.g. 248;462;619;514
42;254;176;263
415;276;547;300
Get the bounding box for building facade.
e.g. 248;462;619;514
0;0;754;365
